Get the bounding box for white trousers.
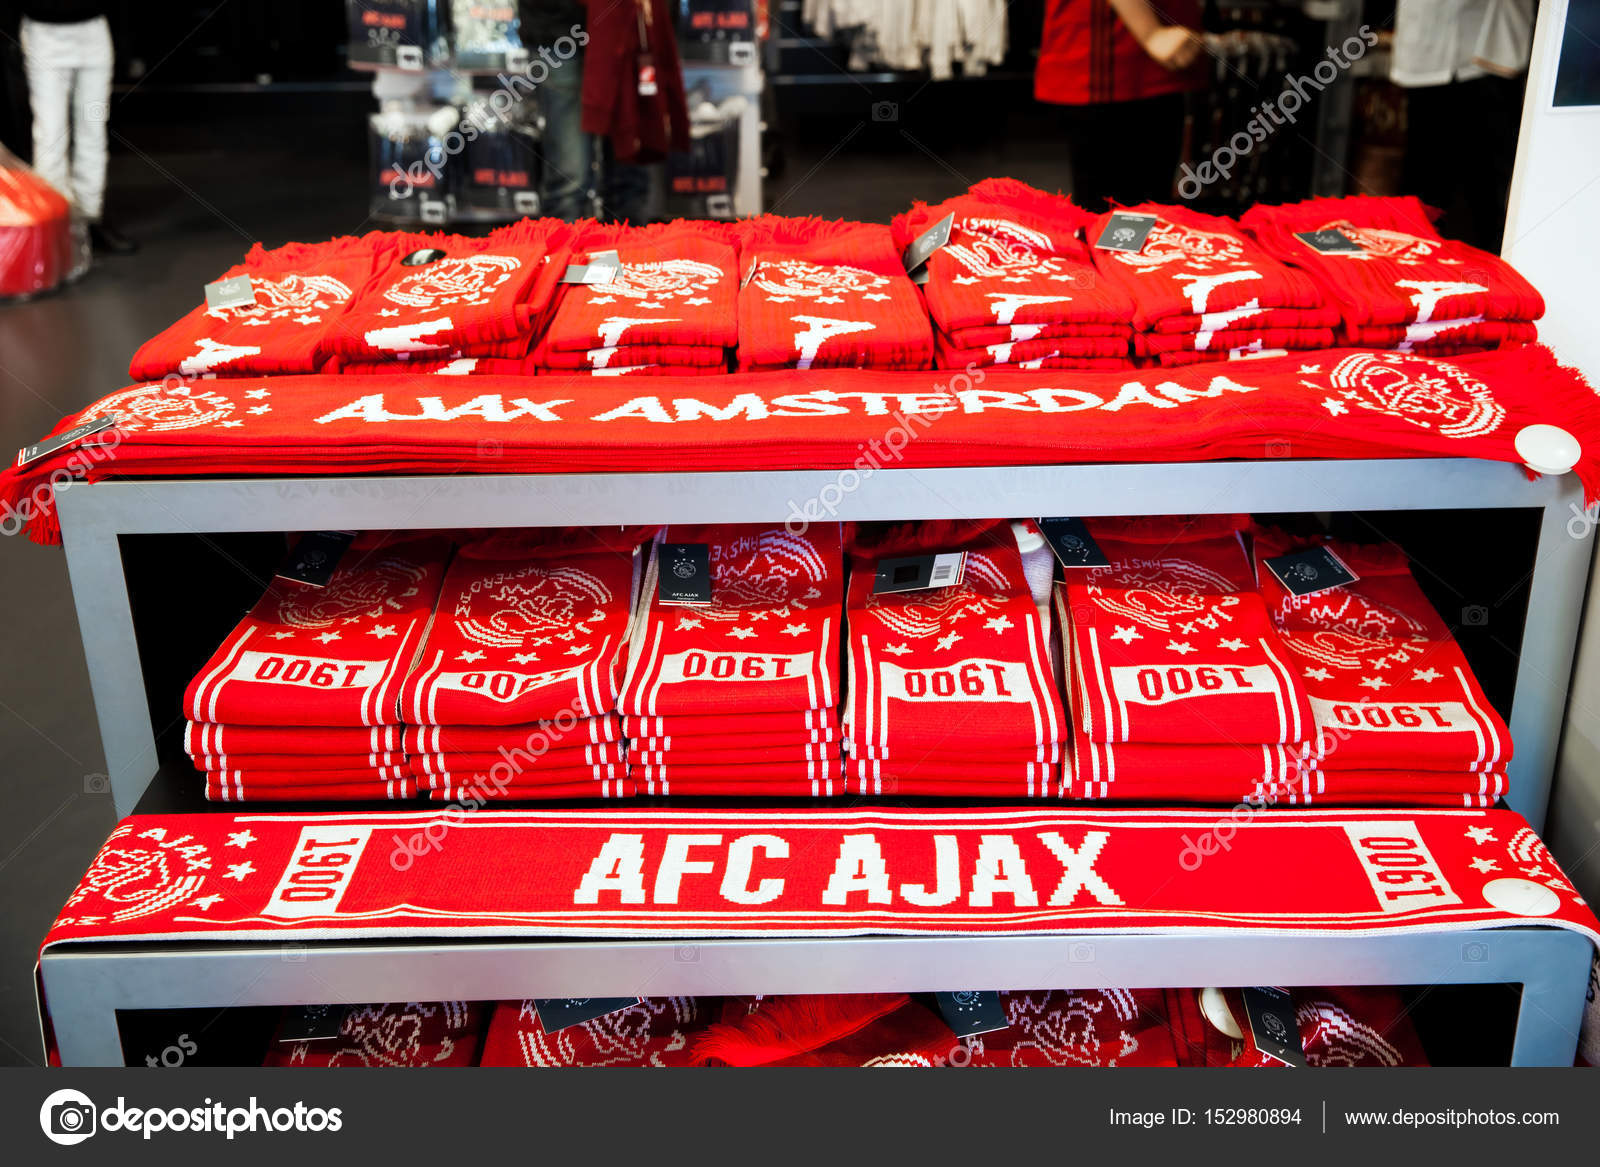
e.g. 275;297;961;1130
20;17;113;219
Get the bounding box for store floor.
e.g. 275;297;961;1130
0;115;1076;1065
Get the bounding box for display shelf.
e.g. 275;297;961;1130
39;927;1594;1067
55;456;1595;824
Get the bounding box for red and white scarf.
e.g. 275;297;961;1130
185;721;402;756
264;1002;484;1066
183;533;451;726
1241;196;1545;328
207;773;417;802
619;525;843;716
402;715;621;754
479;998;705;1067
734;217;933;371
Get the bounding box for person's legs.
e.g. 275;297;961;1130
20;19;74;200
602;152;652;223
537;47;594;220
69;18;113;220
1063;93;1185;211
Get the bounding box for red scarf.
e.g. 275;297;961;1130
264;1002;484;1066
1149;306;1341;334
1340;319;1539;352
189;750;403;771
734;217;933;371
622;710;838;738
637;760;839;796
1254;529;1512;769
535;343;729;370
1060;518;1312;744
1088;204;1326;328
1135;326;1335;358
934;330;1133;368
207;774;418;802
891;178;1135;342
128;235;398;379
185;721;402;755
182;534;451;726
399;533;638;726
631;741;832;764
691;994;955;1067
540;222;739;354
1241;196;1545;327
1165;987;1428;1067
410;743;623;771
427;777;634;800
847;761;1058;798
325;219;570;360
845;530;1065;759
479;998;705;1067
337;356;541;376
403;716;620;754
619;525;843;716
963;990;1178;1066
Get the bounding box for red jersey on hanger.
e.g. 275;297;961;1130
1035;0;1206;106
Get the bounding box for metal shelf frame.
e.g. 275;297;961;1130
55;457;1597;825
40;928;1595;1066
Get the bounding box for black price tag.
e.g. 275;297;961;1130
561;249;621;285
1241;987;1306;1067
17;413;117;467
1295;228;1365;254
1094;211;1158;253
533;997;640;1033
277;531;357;588
1037;517;1110;569
277;1004;347;1044
659;542;712;605
902;212;953;276
873;552;966;595
401;247;447;267
1262;546;1358;597
204;274;256;311
935;991;1010;1038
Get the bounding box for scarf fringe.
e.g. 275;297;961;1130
735;214;888;249
967;176;1090;229
1241;195;1441;239
242;233;393;270
574;218;742;255
689;994;907;1066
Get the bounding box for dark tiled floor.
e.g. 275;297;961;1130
0;99;1077;1064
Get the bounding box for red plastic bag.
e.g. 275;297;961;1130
0;143;81;298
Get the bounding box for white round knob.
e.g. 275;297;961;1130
1514;424;1581;475
1198;986;1244;1039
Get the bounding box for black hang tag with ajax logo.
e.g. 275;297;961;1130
659;542;712;606
204;274;257;311
276;531;358;589
17;413;118;467
1295;228;1365;255
902;212;953;276
1241;987;1306;1067
561;249;621;286
1037;517;1110;569
935;991;1010;1038
1262;546;1359;598
873;552;966;595
533;997;641;1033
1094;211;1158;253
277;1004;348;1044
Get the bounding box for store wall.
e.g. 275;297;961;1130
1506;0;1600;900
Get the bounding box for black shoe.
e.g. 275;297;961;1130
90;221;138;255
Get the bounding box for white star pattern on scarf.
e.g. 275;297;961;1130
244;389;271;399
227;830;256;848
862;292;890;301
1469;857;1499;873
1358;676;1388;690
293;314;322;325
270;631;295;640
370;625;397;638
676;617;703;630
952;275;977;285
781;623;807;636
1412;667;1441;682
936;632;962;650
884;643;911;656
225;861;256;881
728;627;756;640
248;405;271;415
1304;667;1331;680
1110;626;1141;644
511;652;539;664
1321;398;1348;416
565;645;588;656
1465;826;1496;844
315;632;340;644
686;296;710;305
458;650;485;662
1218;637;1246;651
1299;364;1320;374
985;615;1014;633
190;895;223;910
1167;640;1195;655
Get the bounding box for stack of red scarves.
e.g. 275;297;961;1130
129;234;399;379
478;998;709;1067
399;529;642;802
531;221;738;375
962;990;1180;1066
263;1001;486;1067
1251;527;1511;806
733;217;933;371
844;522;1066;797
1241;196;1544;355
618;524;844;796
1163;987;1429;1067
1086;204;1335;367
1060;516;1321;804
891;178;1135;371
320;218;572;373
181;533;451;801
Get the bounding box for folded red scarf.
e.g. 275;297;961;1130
189;750;404;772
622;710;839;739
264;1002;484;1067
620;525;843;716
1254;529;1512;769
1089;204;1327;329
400;532;638;725
206;763;410;783
847;761;1058;798
631;741;833;765
207;774;417;802
185;721;403;756
1135;327;1335;357
638;774;841;796
734;217;933;371
845;529;1064;764
541;222;738;353
183;533;451;726
129;235;397;379
691;994;955;1067
427;778;634;800
337;356;542;377
535;342;729;371
636;759;837;784
417;759;626;785
1061;518;1313;744
1241;196;1545;327
1165;987;1428;1067
629;733;838;759
963;990;1178;1067
403;715;621;754
479;998;706;1067
935;330;1132;367
325;219;570;360
891;178;1135;341
1340;319;1539;352
1150;306;1342;334
410;743;623;771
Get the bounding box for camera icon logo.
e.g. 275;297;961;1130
40;1088;97;1146
1462;941;1490;963
1462;605;1489;627
870;101;898;122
